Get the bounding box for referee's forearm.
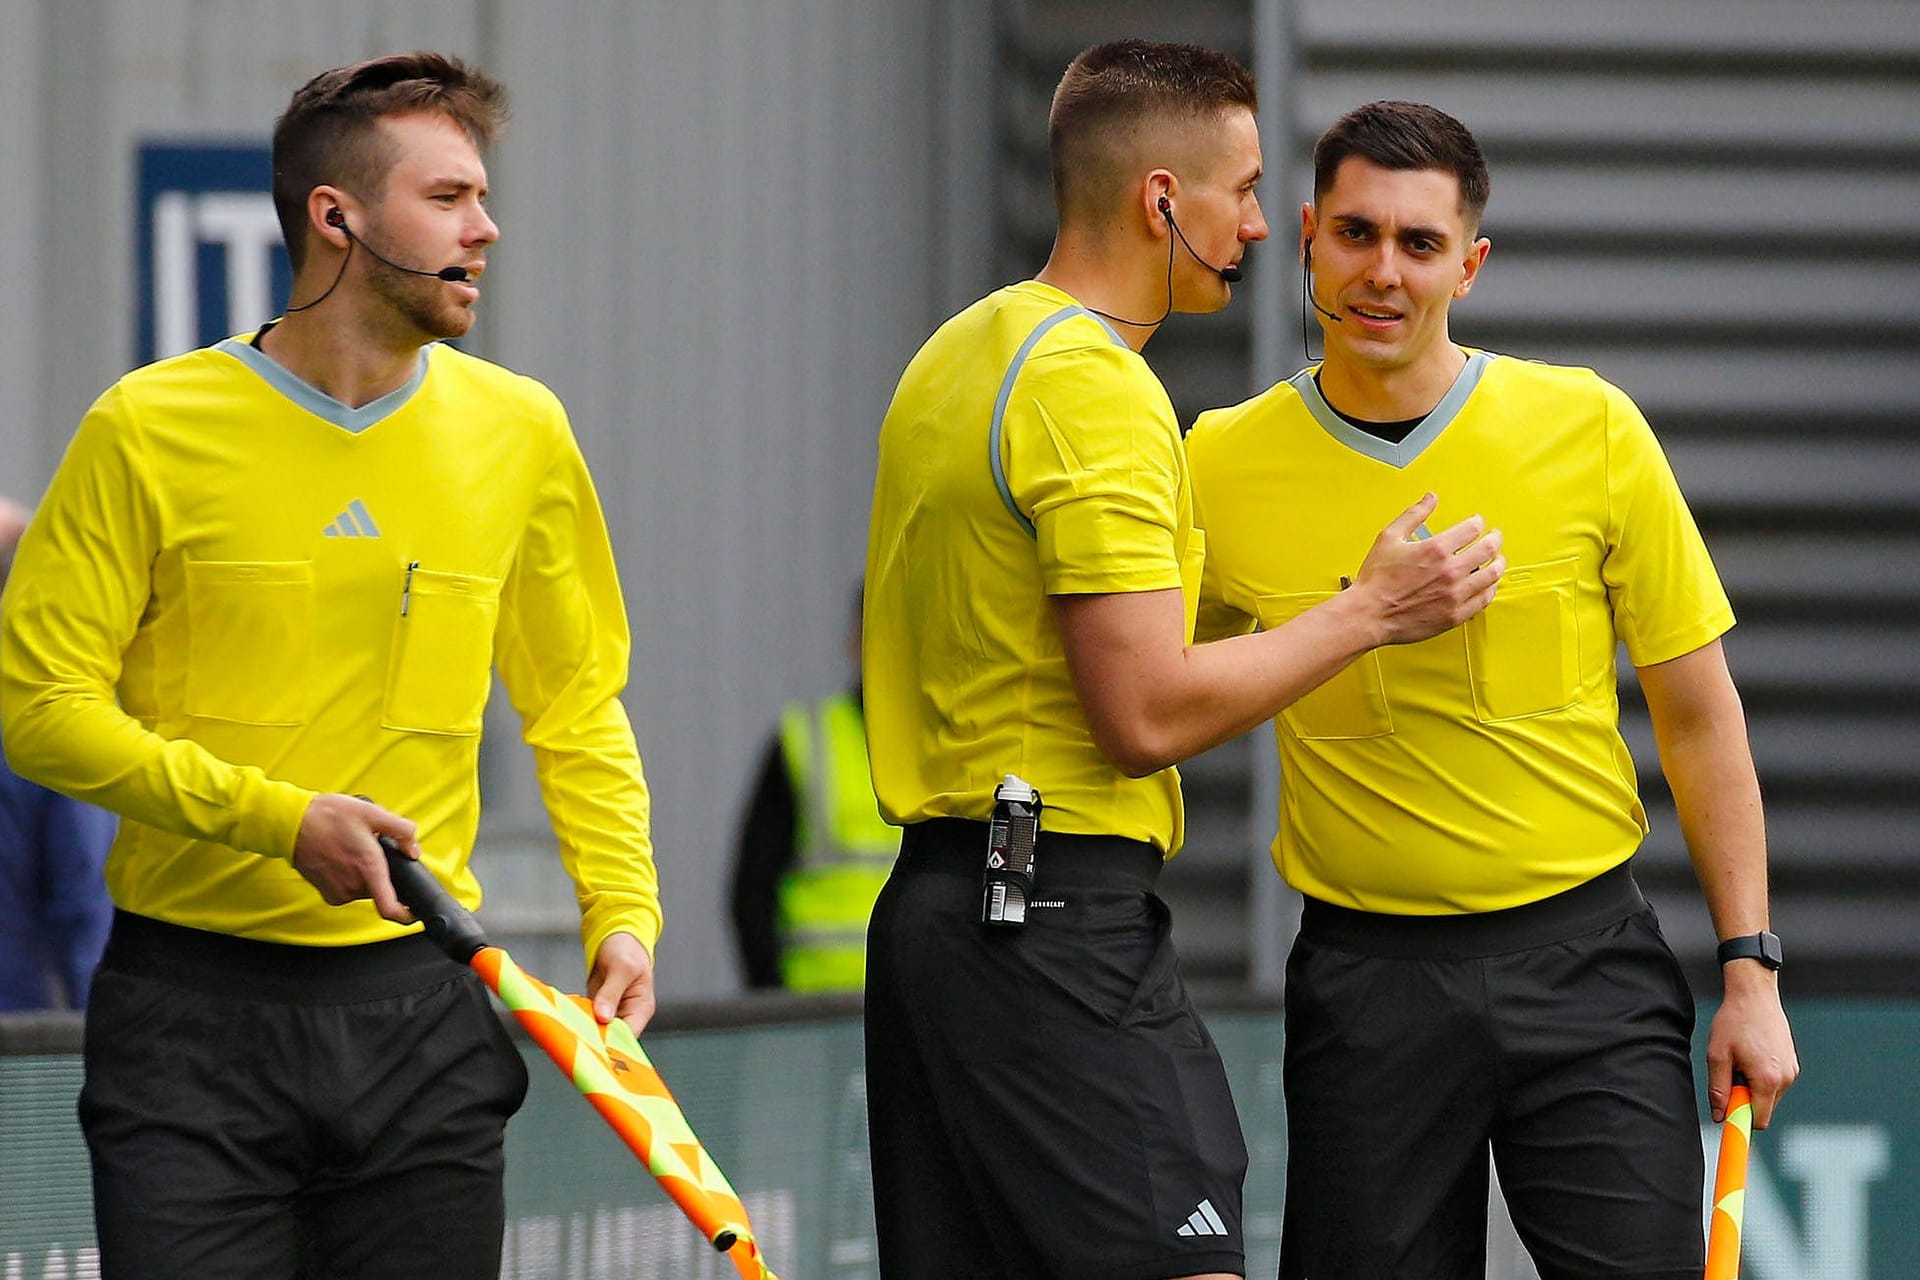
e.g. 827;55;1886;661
1647;674;1771;943
1160;600;1380;754
1666;734;1770;942
1;682;311;859
1057;587;1379;777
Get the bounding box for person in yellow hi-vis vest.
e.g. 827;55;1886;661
731;591;898;991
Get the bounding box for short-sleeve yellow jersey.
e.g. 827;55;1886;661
1187;352;1732;912
863;281;1204;854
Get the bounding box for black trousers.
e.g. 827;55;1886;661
866;819;1247;1280
1277;864;1704;1280
81;911;529;1280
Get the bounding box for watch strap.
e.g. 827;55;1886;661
1716;930;1783;970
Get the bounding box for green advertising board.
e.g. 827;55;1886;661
3;999;1914;1278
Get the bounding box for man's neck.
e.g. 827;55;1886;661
255;306;428;409
1034;235;1164;353
1316;342;1468;423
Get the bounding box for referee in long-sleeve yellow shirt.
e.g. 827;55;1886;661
0;53;660;1279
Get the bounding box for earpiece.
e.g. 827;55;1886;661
326;207;345;228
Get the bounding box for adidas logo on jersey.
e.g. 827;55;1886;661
1175;1198;1229;1238
323;500;383;538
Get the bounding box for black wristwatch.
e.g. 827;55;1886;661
1717;930;1784;971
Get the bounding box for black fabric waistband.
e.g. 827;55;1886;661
1298;860;1645;960
898;817;1164;890
100;909;469;1004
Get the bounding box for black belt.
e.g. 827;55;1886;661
100;909;467;1004
898;817;1164;891
1298;860;1646;960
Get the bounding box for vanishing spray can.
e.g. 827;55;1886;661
981;774;1042;927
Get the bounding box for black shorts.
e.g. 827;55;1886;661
865;819;1248;1280
1278;863;1704;1280
81;911;530;1280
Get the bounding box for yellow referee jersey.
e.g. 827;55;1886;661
0;335;660;962
864;281;1204;854
1187;352;1732;912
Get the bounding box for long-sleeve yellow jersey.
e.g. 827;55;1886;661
0;335;660;964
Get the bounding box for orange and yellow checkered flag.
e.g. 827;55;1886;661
378;837;779;1280
473;947;778;1280
1704;1075;1753;1280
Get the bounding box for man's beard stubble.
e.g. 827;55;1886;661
365;255;473;344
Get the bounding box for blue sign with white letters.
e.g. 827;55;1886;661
135;143;290;366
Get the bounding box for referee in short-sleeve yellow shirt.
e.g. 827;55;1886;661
861;48;1504;1280
1187;101;1799;1280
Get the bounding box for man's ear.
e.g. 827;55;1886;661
1144;170;1177;238
307;186;354;251
1455;236;1491;297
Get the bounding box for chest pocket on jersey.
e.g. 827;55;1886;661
185;560;316;726
382;568;501;736
1256;591;1393;740
1464;555;1582;722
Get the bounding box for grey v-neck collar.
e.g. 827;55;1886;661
217;336;431;434
1290;350;1495;469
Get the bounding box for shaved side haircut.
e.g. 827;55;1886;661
272;51;507;270
1048;39;1257;225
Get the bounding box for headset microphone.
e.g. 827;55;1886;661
1161;197;1242;283
1083;196;1244;330
326;208;470;281
1303;239;1342;324
287;209;471;312
1300;236;1344;362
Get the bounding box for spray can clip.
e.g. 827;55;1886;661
981;774;1042;928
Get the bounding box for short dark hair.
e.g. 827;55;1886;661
1313;101;1490;230
271;51;507;271
1049;40;1258;222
